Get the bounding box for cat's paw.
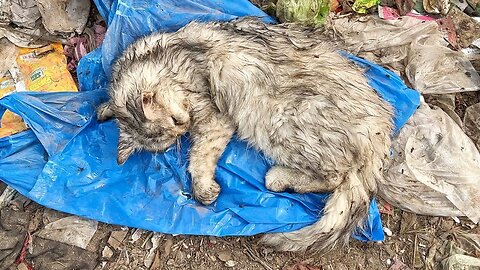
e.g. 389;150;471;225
265;168;288;192
192;179;221;205
97;102;114;122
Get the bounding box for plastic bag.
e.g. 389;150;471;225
0;0;420;240
381;99;480;223
330;16;480;94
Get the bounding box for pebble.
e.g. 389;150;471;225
225;260;237;268
384;227;393;237
166;259;175;266
17;263;29;270
209;236;217;244
102;246;114;259
386;259;392;265
217;251;232;262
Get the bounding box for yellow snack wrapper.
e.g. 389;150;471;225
0;43;78;138
16;43;78;91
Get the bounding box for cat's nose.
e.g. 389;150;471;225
172;115;189;126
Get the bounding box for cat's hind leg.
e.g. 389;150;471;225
265;166;343;193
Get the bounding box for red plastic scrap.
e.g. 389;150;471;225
378;199;394;215
15;233;33;270
436;17;459;49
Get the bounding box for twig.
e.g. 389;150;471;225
243;244;273;270
413;234;418;267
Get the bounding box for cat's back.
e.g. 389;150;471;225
177;19;387;116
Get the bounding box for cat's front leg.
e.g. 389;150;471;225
188;103;234;205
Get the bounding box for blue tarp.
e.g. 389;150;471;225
0;0;420;241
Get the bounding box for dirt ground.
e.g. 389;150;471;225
1;180;479;270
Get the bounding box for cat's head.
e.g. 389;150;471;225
98;63;192;165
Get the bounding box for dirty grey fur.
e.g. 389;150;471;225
97;17;394;253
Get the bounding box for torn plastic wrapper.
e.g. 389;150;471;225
423;0;450;14
0;0;421;240
0;0;90;48
381;100;480;223
464;102;480;151
0;38;19;75
36;0;91;35
8;0;41;29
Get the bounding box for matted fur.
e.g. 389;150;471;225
98;17;394;253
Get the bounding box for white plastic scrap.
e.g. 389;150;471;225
329;16;480;94
143;233;162;268
36;0;90;34
36;216;98;249
0;185;16;208
380;99;480;223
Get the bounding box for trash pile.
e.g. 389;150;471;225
0;0;479;269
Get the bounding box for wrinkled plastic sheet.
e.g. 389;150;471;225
0;0;420;240
330;16;480;95
382;100;480;223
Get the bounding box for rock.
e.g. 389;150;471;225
225;260;237;268
217;251;232;262
108;230;128;249
102;246;113;259
130;229;144;243
17;263;29;270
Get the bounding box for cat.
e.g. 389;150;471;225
97;17;394;253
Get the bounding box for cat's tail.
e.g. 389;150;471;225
260;167;376;253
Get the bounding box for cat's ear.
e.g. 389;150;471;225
117;132;136;165
141;91;160;121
